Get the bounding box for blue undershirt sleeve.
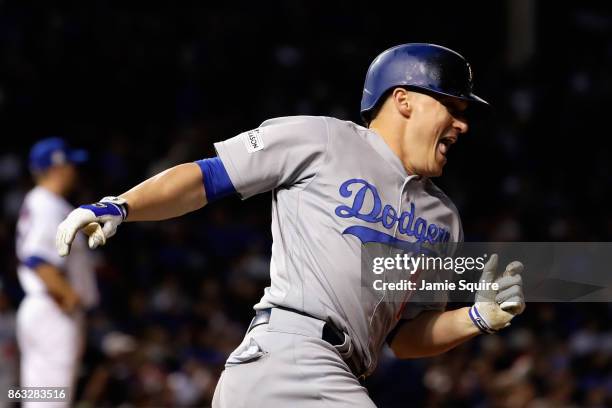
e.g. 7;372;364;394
195;157;237;203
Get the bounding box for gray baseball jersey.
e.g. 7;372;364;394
214;116;463;375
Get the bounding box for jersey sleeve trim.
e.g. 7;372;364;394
22;255;50;270
195;157;237;203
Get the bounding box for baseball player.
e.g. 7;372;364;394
16;137;99;407
56;44;525;407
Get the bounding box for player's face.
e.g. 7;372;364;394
403;93;468;177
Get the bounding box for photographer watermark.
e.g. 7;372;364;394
371;253;494;293
360;242;612;304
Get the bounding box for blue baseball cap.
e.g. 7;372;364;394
29;137;89;172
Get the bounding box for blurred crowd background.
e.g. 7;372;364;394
1;1;611;407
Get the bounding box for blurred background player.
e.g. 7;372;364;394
15;137;99;407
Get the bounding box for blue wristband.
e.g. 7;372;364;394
469;305;497;334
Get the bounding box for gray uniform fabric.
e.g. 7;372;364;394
213;116;462;404
212;308;376;408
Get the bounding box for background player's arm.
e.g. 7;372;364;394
120;163;207;221
389;307;479;358
35;263;80;313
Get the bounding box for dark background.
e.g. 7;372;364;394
1;1;611;406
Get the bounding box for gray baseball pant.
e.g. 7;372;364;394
212;307;376;407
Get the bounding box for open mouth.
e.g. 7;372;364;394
437;135;457;157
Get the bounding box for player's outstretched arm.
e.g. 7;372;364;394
120;163;206;222
389;254;525;358
57;163;207;256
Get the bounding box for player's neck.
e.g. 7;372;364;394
370;117;400;150
38;177;67;197
369;119;416;175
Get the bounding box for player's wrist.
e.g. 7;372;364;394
469;304;498;334
78;197;126;220
458;306;483;336
99;196;129;220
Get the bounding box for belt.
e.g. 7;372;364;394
247;306;366;380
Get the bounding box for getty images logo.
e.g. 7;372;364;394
242;129;265;153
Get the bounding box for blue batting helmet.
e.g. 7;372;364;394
360;43;489;122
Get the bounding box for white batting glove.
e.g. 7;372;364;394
56;196;128;257
469;254;525;334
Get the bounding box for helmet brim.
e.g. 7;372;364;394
405;86;491;121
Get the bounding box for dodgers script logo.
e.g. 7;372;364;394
334;179;451;248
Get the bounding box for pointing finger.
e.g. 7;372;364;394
480;253;499;283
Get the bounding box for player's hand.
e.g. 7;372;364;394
469;254;525;334
56;196;128;257
55;288;81;314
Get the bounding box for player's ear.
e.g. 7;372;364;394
392;88;412;118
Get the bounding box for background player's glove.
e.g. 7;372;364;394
469;254;525;334
56;196;128;257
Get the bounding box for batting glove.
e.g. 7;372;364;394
469;254;525;334
56;196;128;257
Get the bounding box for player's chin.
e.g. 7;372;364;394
430;167;444;177
426;157;446;177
